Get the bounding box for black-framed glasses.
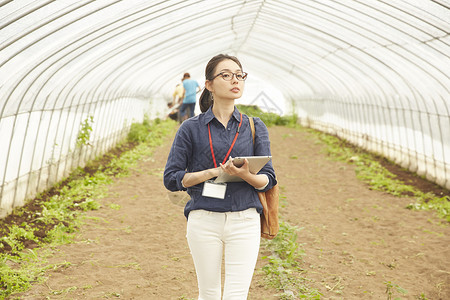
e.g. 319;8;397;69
212;71;248;81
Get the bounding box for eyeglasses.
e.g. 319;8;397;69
212;71;248;81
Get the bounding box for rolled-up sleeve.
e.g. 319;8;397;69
253;117;277;192
163;124;191;191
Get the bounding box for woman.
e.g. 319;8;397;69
164;54;277;299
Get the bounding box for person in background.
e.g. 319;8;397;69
173;81;185;106
168;80;185;121
164;54;276;299
179;72;201;122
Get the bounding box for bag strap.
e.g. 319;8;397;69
249;117;255;145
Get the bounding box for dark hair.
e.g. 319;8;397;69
199;54;243;113
183;73;190;79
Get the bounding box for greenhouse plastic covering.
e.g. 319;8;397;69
0;0;449;218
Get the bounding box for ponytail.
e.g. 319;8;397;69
199;88;212;113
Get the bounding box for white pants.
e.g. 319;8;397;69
186;208;261;300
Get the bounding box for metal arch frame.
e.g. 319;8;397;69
96;23;252;98
0;1;123;120
0;0;184;117
238;18;397;101
430;0;450;10
0;0;99;68
50;0;236;186
243;26;390;97
244;38;365;98
74;0;450;190
65;0;384;99
1;8;448;101
0;0;131;206
148;14;370;98
0;0;446;103
0;0;200;117
232;0;266;54
58;15;230;117
369;0;449;43
109;2;271;92
104;31;236;101
268;0;449;94
0;1;53;30
34;7;191;189
406;1;450;186
0;0;143;203
251;7;410;113
41;0;241;101
42;0;211;179
336;0;449;90
253;6;412;96
263;0;449;183
0;0;203;204
2;0;440;129
262;0;450;129
272;0;449;185
42;0;446;106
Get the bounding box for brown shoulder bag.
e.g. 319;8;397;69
249;117;279;240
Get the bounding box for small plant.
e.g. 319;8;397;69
127;115;161;143
261;221;321;299
0;252;70;298
0;224;37;254
46;143;59;165
103;291;121;298
385;281;408;300
76;116;94;147
236;105;299;127
109;203;121;210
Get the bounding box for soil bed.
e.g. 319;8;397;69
5;125;450;299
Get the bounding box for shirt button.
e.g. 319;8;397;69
228;195;231;198
227;128;231;131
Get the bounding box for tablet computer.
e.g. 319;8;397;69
214;156;272;183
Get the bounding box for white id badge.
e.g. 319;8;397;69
202;180;227;199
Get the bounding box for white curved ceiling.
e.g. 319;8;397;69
0;0;449;117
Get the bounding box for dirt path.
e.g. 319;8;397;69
14;126;449;299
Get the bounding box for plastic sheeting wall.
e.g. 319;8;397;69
0;0;449;218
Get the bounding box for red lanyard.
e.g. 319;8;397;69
208;113;243;168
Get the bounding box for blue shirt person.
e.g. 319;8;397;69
179;72;201;121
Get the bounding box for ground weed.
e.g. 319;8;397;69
309;128;449;222
0;118;177;298
261;222;321;299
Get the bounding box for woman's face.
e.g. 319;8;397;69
207;59;245;101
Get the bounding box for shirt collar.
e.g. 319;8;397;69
203;106;241;125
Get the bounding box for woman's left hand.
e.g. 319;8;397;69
220;156;250;178
220;156;269;189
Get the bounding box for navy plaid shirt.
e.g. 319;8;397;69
164;106;277;219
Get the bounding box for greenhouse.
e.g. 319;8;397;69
0;1;449;298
